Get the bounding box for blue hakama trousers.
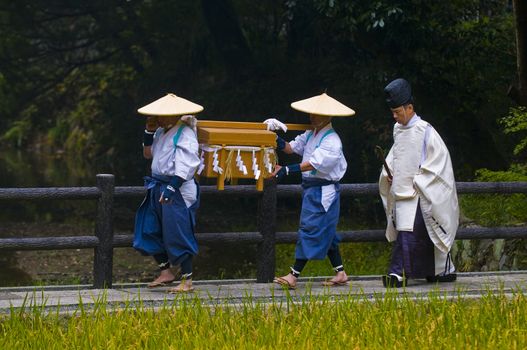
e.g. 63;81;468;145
295;179;341;260
133;175;199;266
388;202;435;278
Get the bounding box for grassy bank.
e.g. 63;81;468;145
1;291;526;349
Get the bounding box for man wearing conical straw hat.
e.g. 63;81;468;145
133;93;202;293
264;93;354;289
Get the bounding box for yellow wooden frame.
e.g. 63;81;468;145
197;120;312;131
196;120;310;191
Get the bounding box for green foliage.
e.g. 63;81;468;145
1;119;31;147
0;0;519;183
460;105;527;227
501;106;527;157
460;167;527;227
1;292;526;349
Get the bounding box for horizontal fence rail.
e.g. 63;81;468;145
2;181;527;200
0;236;100;250
114;182;527;198
0;187;101;200
0;175;526;288
3;226;527;251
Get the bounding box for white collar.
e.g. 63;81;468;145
313;122;333;136
398;114;420;129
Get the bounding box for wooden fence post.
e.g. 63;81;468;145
256;178;277;282
93;174;115;288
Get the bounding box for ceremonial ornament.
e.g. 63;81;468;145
196;120;310;191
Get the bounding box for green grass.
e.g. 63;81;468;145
1;291;526;349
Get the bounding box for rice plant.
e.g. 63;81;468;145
1;290;525;349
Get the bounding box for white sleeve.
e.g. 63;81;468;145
289;131;311;156
173;128;200;180
150;128;163;154
379;146;394;195
420;128;451;179
414;128;459;251
309;136;342;173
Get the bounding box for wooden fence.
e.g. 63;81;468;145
0;174;526;288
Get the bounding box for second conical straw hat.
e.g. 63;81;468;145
137;93;204;116
291;93;355;117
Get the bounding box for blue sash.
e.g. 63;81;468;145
301;177;338;189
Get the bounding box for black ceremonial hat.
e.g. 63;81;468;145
384;78;413;108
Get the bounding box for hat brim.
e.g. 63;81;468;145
138;93;204;116
290;93;355;117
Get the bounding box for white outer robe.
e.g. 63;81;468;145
379;117;459;254
289;123;347;211
151;121;200;207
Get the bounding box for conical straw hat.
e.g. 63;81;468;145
137;93;204;116
291;93;355;117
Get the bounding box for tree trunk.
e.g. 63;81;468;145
511;0;527;106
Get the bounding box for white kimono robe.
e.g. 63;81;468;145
379;115;459;274
151;120;200;207
289;123;347;211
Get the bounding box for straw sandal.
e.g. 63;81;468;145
321;279;348;287
147;279;175;288
273;276;297;290
167;285;194;293
168;275;194;293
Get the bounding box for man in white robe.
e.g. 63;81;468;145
379;78;459;288
133;94;202;293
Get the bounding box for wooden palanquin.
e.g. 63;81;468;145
196;120;310;191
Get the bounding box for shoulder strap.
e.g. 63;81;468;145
305;130;314;143
316;129;335;148
173;124;187;148
309;129;335;175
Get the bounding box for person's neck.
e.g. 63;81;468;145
401;112;417;126
314;121;331;134
162;119;181;131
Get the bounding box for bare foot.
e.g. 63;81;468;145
168;279;194;293
322;271;348;286
273;273;297;289
147;269;176;288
